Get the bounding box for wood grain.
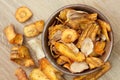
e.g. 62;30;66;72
0;0;120;80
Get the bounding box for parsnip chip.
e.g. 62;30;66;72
15;67;29;80
76;24;92;48
81;38;94;56
4;24;16;43
70;62;89;73
15;6;32;23
86;57;104;69
94;41;106;55
24;23;39;37
27;37;45;60
57;56;71;65
30;68;49;80
12;34;23;45
39;58;64;80
73;62;111;80
34;20;45;32
90;23;99;41
97;19;111;41
55;42;85;62
87;13;98;21
10;45;35;67
61;29;78;43
59;8;73;21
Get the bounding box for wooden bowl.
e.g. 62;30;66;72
42;4;113;76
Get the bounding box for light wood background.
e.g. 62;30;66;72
0;0;120;80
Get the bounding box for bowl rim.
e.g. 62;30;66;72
42;4;114;76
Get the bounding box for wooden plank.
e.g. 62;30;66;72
0;0;120;80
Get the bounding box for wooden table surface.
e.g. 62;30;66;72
0;0;120;80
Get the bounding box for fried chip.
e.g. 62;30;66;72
34;20;45;32
94;41;106;55
10;45;34;67
73;62;111;80
39;58;64;80
15;67;29;80
86;57;104;69
55;42;85;62
24;20;45;37
4;24;16;43
59;8;73;21
24;23;39;37
97;19;111;41
61;29;78;43
57;56;71;65
15;6;32;23
87;13;98;21
30;68;49;80
76;24;92;48
89;23;99;41
12;34;23;45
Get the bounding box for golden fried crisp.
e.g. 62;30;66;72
67;18;94;30
29;68;49;80
57;56;71;65
55;42;85;62
48;24;65;40
34;20;45;32
24;23;39;37
76;24;93;48
12;34;23;45
86;57;104;69
15;6;32;23
24;20;45;38
94;41;106;55
89;23;99;41
87;13;98;21
4;24;16;43
15;67;29;80
73;62;111;80
97;19;111;41
59;8;73;21
39;58;64;80
61;29;78;43
63;63;71;72
10;45;34;67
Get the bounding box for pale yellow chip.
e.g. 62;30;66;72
61;29;78;43
15;6;33;23
4;24;16;43
24;24;39;37
34;20;45;32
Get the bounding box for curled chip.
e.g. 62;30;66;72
4;24;16;43
15;6;32;23
10;45;34;67
97;19;111;41
12;34;23;45
54;42;85;62
73;62;111;80
57;56;71;65
34;20;45;32
30;68;49;80
39;58;64;80
24;20;45;38
61;29;78;43
24;23;39;37
94;41;106;55
15;67;29;80
59;8;73;21
4;24;23;45
86;57;104;69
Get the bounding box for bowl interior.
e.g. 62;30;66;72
42;4;113;76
